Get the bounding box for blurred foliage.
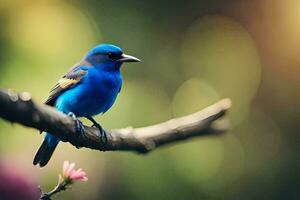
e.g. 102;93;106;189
0;0;299;199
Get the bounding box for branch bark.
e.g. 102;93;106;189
0;89;231;153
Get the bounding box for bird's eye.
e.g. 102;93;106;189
107;52;120;59
108;52;115;59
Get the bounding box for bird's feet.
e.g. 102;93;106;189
92;122;107;143
68;112;85;135
87;117;107;143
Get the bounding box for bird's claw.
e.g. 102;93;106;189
91;122;107;143
68;112;85;135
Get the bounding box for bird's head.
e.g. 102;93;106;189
85;44;140;70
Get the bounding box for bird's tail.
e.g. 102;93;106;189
33;133;59;167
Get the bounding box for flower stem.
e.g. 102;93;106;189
40;181;69;200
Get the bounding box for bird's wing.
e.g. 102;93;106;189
44;63;90;106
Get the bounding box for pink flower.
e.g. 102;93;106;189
62;161;88;182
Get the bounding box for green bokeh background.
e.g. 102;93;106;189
0;0;299;199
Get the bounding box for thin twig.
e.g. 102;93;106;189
40;176;70;200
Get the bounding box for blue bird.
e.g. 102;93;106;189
33;44;140;167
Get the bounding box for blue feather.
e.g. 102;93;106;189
33;44;140;167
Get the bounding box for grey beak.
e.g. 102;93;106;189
118;54;141;63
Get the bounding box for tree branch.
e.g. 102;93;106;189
0;89;231;153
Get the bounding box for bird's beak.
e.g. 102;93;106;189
117;54;141;63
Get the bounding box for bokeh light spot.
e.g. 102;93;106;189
8;2;100;62
181;15;262;126
168;137;224;185
172;78;220;117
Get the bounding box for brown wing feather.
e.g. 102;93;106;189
44;68;88;106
